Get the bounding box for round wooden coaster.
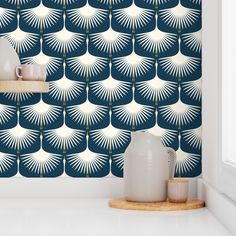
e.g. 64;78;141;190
109;198;205;211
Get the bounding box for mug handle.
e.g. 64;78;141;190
15;66;23;80
166;147;176;179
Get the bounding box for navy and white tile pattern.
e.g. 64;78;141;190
0;0;202;178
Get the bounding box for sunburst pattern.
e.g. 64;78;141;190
90;0;127;5
0;8;16;29
66;52;109;79
136;76;177;103
66;148;108;176
113;100;155;128
1;28;39;55
159;52;200;78
182;79;202;101
0;0;201;177
190;0;201;4
181;127;202;150
113;3;155;32
48;76;85;104
0;153;16;174
20;149;62;176
43;28;85;56
135;28;178;55
66;4;108;32
89;28;132;56
90;76;131;104
159;100;200;127
20;100;62;128
66;101;108;128
4;0;32;4
175;148;200;176
45;0;82;5
159;2;200;30
0;124;39;151
136;0;171;4
90;124;130;151
2;92;34;104
112;153;124;173
20;3;63;32
182;30;202;53
113;52;155;79
0;104;16;126
43;125;85;151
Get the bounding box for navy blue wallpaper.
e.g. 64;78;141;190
0;0;201;177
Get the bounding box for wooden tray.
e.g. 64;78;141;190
109;198;205;211
0;81;49;93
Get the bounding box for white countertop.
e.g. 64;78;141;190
0;198;232;236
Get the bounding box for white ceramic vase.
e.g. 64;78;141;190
0;38;21;81
124;132;176;202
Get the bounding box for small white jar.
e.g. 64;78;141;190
168;179;189;203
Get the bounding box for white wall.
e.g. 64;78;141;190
202;0;221;189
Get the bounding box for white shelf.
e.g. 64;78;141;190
0;80;49;93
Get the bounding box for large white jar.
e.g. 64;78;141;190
124;132;176;202
0;38;21;80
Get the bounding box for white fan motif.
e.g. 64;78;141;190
136;76;177;102
22;52;62;77
0;153;16;174
67;101;108;127
0;124;38;150
49;76;85;103
113;100;154;127
0;105;15;125
67;4;108;31
175;148;200;175
136;28;178;54
44;124;84;150
181;127;202;150
20;100;62;127
0;8;16;29
190;0;201;4
159;51;200;78
3;92;34;103
2;28;38;54
112;153;124;170
67;52;108;78
7;0;31;4
182;30;202;53
20;3;62;32
90;28;131;55
113;52;155;78
95;0;125;4
44;28;85;55
90;76;131;103
90;124;130;150
159;2;200;30
50;0;79;4
148;125;177;146
141;0;171;4
182;79;202;101
67;148;108;175
113;3;154;31
159;100;200;127
21;149;62;175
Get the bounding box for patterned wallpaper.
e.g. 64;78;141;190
0;0;201;178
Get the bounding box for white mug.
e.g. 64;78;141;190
16;64;47;81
